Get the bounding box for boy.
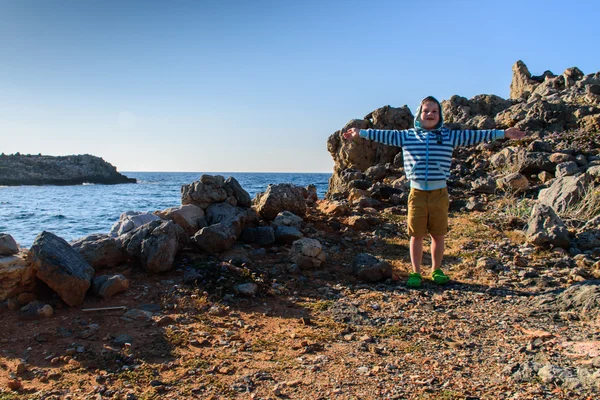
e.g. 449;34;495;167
344;96;525;288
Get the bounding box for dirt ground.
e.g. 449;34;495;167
1;208;599;400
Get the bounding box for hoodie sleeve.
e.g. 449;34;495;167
449;129;505;148
359;129;409;147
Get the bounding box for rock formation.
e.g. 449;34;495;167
0;153;136;185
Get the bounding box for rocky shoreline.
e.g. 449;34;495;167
0;154;136;186
1;60;600;398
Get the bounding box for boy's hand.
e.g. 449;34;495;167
343;127;360;141
505;127;526;140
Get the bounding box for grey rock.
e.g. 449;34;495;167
118;220;184;273
122;308;153;321
471;176;496;194
109;211;161;237
289;238;326;269
234;283;258;297
271;211;303;229
351;253;393;282
193;203;258;253
71;234;126;269
91;275;129;299
538;173;592;215
0;234;18;256
156;204;207;236
0;250;36;301
526;203;571;248
181;174;228;208
29;231;94;306
224;177;251;208
113;334;134;347
556;161;580;178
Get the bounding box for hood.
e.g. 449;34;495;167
414;96;443;131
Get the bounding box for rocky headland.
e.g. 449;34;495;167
0;154;136;185
1;61;600;399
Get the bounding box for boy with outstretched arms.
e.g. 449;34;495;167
344;96;525;288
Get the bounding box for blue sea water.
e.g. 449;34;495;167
0;172;331;248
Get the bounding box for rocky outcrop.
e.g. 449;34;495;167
193;203;258;253
155;204;207;236
181;175;251;209
109;211;161;237
0;234;19;256
0;154;136;186
29;231;94;306
526;204;571;249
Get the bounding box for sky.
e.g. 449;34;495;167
1;0;599;173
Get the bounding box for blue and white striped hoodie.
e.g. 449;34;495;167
359;96;505;190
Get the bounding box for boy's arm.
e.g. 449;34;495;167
450;127;525;147
343;127;407;147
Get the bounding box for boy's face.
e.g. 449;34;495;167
420;101;440;130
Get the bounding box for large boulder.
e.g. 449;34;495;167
29;232;94;306
118;220;185;273
156;204;207;236
109;211;161;237
193;203;258;253
71;234;127;269
91;274;129;299
254;184;308;220
224;177;251;207
271;211;303;229
510;60;539;100
0;234;19;256
526;204;571;249
538;173;592;215
0;250;36;301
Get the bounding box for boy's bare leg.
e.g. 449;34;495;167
410;236;424;274
430;234;445;272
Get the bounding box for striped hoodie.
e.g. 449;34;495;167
359;96;505;190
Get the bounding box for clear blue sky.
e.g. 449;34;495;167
1;0;598;172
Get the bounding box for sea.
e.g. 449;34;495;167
0;172;331;248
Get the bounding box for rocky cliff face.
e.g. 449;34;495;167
326;60;600;199
0;154;136;185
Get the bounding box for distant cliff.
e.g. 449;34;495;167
0;154;136;186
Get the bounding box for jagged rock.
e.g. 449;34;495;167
289;238;326;269
538;173;592;215
526;204;571;248
575;231;600;251
71;234;126;269
193;203;258;253
241;226;275;246
91;274;129;299
0;234;18;256
181;175;229;208
0;250;35;301
29;232;94;306
254;184;307;220
0;154;136;186
497;173;529;192
538;171;554;183
351;253;393;282
118;220;185;272
305;184;318;204
224;177;251;207
274;226;304;245
510;60;539;100
156;204;207;236
109;211;161;237
234;283;258;297
317;200;350;217
549;152;576;164
442;94;511;129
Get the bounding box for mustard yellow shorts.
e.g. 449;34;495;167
407;187;449;237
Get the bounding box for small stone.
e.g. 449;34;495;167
15;362;27;374
7;379;22;390
38;304;54;318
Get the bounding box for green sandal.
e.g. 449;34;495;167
407;273;422;288
431;269;450;285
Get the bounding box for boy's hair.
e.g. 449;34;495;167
420;96;440;108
